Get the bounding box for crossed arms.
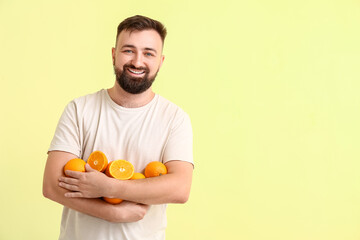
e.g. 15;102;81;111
42;151;193;223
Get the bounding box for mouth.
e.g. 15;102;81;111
127;68;146;76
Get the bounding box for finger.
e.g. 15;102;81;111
59;182;79;191
64;170;84;178
85;163;95;172
64;191;84;198
59;176;78;185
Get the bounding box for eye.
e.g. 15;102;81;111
123;49;133;53
145;52;155;57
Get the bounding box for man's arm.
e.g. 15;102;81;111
43;151;149;222
111;160;193;205
59;160;194;205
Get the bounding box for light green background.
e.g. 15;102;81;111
1;0;360;239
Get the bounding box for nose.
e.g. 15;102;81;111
131;53;144;68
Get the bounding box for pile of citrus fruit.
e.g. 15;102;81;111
63;150;168;204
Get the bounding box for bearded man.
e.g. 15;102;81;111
43;15;193;240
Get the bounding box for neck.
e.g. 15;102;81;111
107;83;155;108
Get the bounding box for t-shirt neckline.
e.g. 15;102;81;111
103;89;158;112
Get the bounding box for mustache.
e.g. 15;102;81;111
123;64;149;73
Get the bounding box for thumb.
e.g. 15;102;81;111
85;163;95;172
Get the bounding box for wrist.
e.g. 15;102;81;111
107;177;125;199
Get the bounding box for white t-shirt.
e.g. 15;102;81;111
48;89;193;240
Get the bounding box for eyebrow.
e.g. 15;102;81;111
121;44;157;54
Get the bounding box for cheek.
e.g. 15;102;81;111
114;54;130;66
114;59;127;69
149;60;162;71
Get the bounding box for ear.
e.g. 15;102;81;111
159;55;165;69
111;47;116;65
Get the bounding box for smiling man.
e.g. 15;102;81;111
43;15;193;240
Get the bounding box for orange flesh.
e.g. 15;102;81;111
87;151;108;172
106;160;134;180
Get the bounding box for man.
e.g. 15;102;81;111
43;15;193;240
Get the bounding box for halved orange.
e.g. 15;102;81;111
130;172;146;180
87;151;108;172
144;161;168;178
103;197;123;204
64;158;86;176
105;160;134;180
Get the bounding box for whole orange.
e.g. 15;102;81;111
103;197;123;204
144;161;168;178
130;172;146;180
63;158;86;176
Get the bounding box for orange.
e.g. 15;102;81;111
105;160;134;180
144;161;168;178
130;172;146;180
103;197;123;204
63;158;86;176
87;151;108;172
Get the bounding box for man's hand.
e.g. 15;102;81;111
59;164;111;198
115;201;150;223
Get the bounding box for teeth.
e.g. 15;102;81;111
128;69;145;74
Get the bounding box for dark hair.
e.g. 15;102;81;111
116;15;167;45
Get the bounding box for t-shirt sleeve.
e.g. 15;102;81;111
163;111;193;166
48;101;82;157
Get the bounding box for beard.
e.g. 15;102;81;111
114;64;158;94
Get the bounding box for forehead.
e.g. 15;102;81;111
116;29;163;50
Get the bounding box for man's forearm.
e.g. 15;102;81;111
108;160;193;205
43;185;120;222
